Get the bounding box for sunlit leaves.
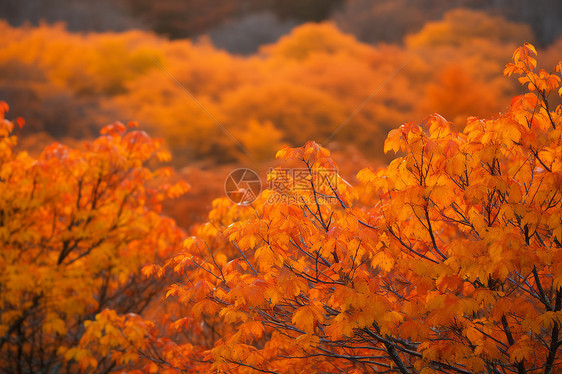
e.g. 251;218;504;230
2;37;562;373
0;109;186;372
0;13;531;164
140;45;562;373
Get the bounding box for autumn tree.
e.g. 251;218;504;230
405;8;534;48
0;106;189;373
1;15;540;165
99;44;562;373
422;65;500;126
405;8;537;128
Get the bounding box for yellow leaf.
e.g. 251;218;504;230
371;251;394;273
292;305;324;334
296;334;319;349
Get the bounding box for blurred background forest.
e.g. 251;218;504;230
1;0;561;228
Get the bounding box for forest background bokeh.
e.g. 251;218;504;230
1;0;561;229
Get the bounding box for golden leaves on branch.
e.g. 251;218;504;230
146;44;562;373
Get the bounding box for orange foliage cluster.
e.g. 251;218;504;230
134;44;561;373
2;4;562;370
4;9;559;231
2;9;558;166
20;44;556;373
0;108;189;372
